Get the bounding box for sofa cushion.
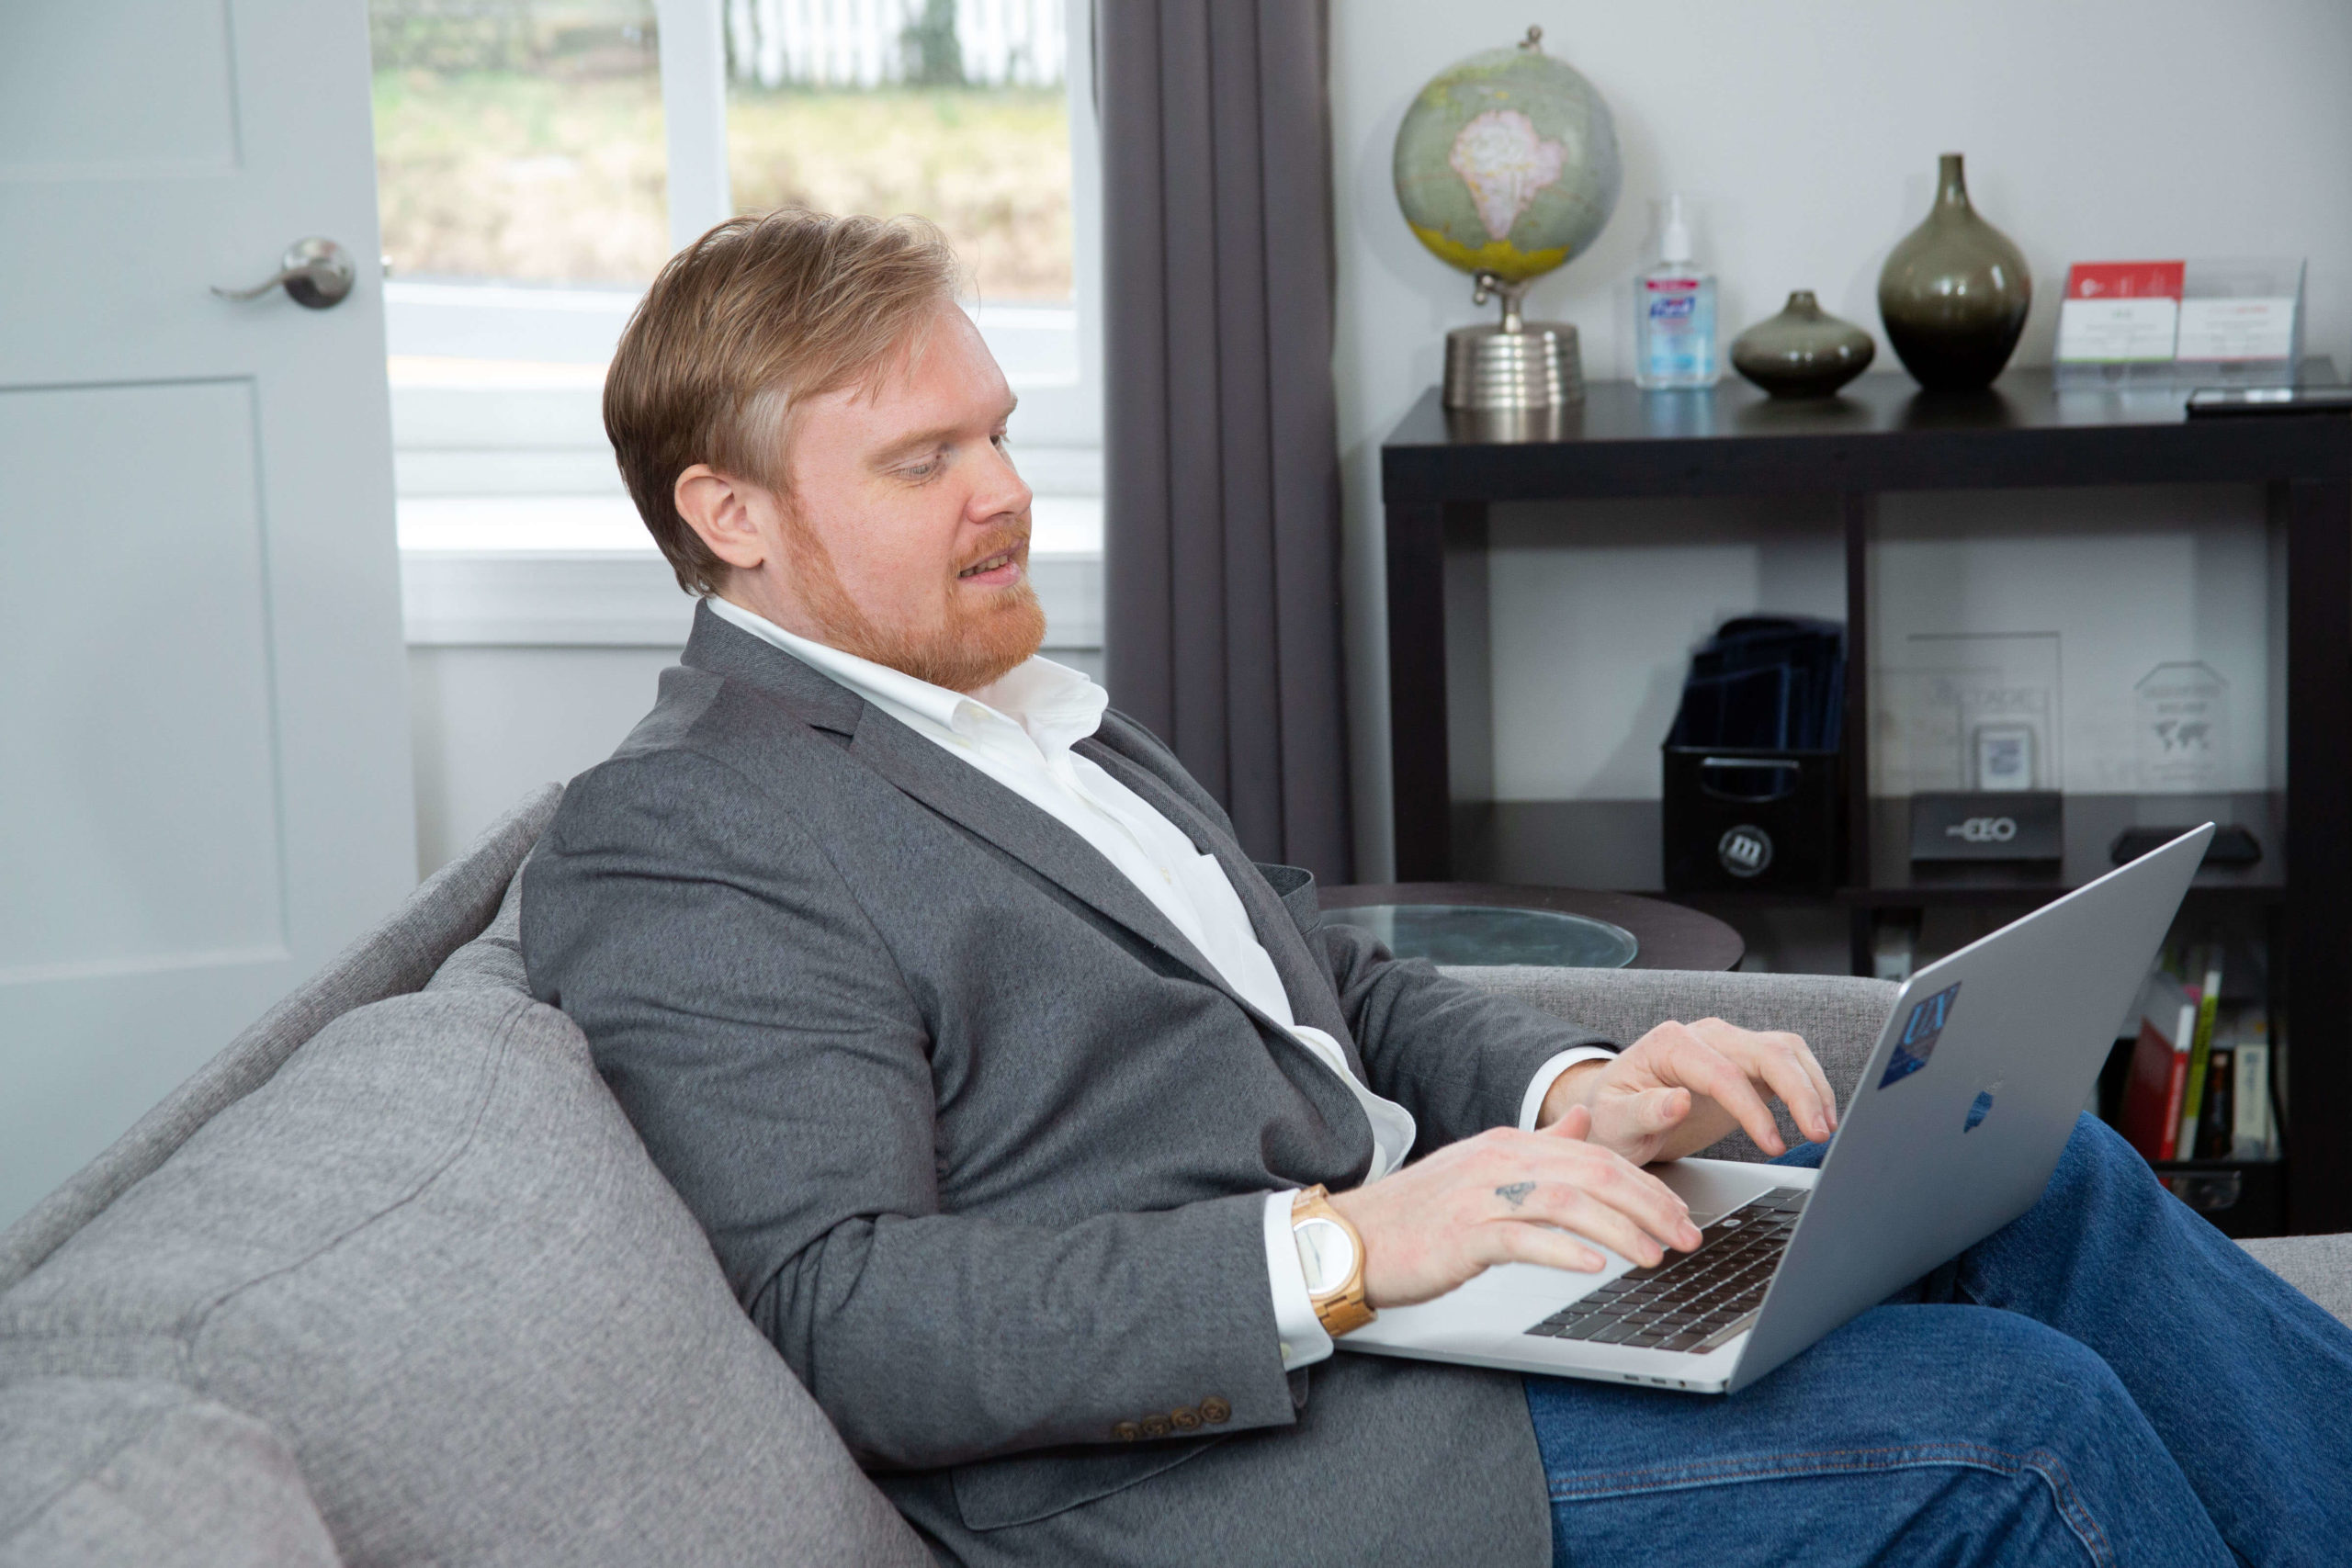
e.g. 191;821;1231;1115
0;1376;341;1568
0;989;927;1568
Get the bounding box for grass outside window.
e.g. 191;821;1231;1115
374;71;1072;299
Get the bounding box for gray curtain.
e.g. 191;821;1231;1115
1098;0;1353;883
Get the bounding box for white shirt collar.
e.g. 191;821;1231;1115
704;594;1106;757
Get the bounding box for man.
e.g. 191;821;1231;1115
523;210;2352;1567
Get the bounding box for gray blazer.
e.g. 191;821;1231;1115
522;603;1614;1567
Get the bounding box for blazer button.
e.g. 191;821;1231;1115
1141;1414;1171;1438
1199;1396;1231;1425
1113;1421;1141;1441
1170;1405;1201;1431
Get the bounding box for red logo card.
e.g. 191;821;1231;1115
2066;261;2185;300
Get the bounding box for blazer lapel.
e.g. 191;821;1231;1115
682;604;1271;1023
1078;740;1360;1057
847;716;1255;999
861;721;1374;1163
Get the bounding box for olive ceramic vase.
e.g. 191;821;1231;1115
1731;291;1875;399
1877;153;2030;391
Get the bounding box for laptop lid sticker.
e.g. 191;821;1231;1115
1880;982;1960;1089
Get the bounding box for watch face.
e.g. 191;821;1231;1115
1295;1215;1356;1296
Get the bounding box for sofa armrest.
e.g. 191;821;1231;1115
1441;966;1898;1164
2238;1235;2352;1329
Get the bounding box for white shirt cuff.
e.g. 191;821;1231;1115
1261;1190;1333;1371
1518;1046;1620;1132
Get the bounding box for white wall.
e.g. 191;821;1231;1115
1331;0;2352;876
409;644;680;875
1487;495;1846;800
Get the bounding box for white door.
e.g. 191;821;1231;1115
0;0;414;1225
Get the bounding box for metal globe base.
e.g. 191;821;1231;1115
1442;321;1583;412
1442;270;1583;414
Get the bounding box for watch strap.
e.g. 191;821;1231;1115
1290;1185;1376;1337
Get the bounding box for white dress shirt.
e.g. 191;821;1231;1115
707;596;1611;1367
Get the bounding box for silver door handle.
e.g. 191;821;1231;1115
212;237;356;310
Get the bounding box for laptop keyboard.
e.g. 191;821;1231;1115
1522;1186;1810;1355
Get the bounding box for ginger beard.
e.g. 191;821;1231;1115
778;502;1046;694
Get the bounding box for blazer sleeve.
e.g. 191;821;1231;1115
521;749;1297;1472
1308;919;1618;1155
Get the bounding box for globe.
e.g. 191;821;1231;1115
1393;28;1622;285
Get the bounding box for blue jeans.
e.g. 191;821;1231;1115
1524;1115;2352;1566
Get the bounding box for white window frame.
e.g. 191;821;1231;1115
394;0;1102;649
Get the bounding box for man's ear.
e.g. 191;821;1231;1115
673;464;769;571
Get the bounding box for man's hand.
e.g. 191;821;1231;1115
1539;1018;1838;1166
1325;1108;1703;1309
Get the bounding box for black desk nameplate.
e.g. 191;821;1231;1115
1908;792;2063;863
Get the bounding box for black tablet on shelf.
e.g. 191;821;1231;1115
2186;386;2352;418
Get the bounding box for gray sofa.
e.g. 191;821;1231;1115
2;785;2345;1566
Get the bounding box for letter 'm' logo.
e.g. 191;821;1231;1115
1718;825;1773;878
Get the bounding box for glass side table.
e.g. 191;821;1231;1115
1318;884;1744;972
1336;904;1638;968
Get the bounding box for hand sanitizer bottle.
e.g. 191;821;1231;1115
1634;195;1719;389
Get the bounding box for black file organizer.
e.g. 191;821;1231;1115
1662;618;1847;893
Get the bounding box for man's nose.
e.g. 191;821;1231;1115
972;443;1033;524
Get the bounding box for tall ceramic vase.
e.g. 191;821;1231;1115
1877;153;2030;391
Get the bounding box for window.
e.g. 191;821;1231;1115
720;0;1099;536
374;0;668;552
375;0;1102;648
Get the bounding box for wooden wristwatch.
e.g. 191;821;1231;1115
1290;1185;1375;1337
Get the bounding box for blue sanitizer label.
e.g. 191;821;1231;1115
1643;278;1713;377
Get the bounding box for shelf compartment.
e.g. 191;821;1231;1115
1454;794;2281;908
2149;1158;2286;1239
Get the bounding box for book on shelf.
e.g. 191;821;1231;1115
2194;1029;2234;1160
2174;944;2224;1158
2120;969;2197;1161
2186;999;2263;1160
2231;1015;2280;1161
2106;931;2283;1167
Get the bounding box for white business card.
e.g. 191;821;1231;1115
2057;297;2178;362
2176;297;2297;362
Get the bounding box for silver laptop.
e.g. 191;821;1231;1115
1345;823;2214;1395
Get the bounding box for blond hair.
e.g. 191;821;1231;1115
604;209;962;595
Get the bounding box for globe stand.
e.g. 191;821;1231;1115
1442;271;1582;417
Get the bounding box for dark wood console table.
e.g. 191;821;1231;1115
1381;367;2352;1233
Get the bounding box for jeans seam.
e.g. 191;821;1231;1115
1547;1441;2113;1566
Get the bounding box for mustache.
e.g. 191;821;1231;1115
953;526;1030;576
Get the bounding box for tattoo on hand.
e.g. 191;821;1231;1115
1495;1181;1536;1208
